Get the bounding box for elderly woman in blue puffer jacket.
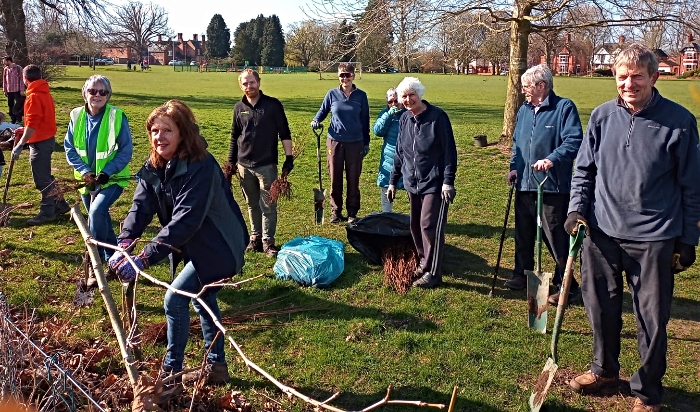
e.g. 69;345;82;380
372;88;406;212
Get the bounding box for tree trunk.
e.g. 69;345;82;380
0;0;29;66
500;16;530;144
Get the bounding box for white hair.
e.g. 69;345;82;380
396;77;425;99
386;88;398;100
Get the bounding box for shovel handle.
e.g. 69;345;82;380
550;224;587;362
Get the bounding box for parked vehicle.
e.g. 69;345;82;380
168;60;184;66
190;61;199;66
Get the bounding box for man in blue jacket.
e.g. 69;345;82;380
566;44;700;412
505;64;583;306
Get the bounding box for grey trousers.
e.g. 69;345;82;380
581;227;675;405
29;137;62;215
237;163;277;241
408;192;448;277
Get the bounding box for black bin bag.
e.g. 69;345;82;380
345;212;416;265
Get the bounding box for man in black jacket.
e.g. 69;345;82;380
226;69;294;257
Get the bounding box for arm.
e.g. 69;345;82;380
440;112;457;186
119;178;158;241
372;108;391;137
361;93;370;145
568;122;598;218
275;100;293;154
15;126;35;147
313;91;332;123
677;116;700;245
64;118;92;176
389;119;405;186
228;107;240;164
142;160;217;265
546;101;583;166
509;109;522;172
101;113;133;177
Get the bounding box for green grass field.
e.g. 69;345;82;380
2;66;700;411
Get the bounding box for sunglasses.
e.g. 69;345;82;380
87;89;109;96
387;99;398;104
338;72;353;78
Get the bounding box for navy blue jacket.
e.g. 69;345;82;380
119;153;249;283
389;101;457;194
313;85;370;145
510;90;583;193
569;89;700;244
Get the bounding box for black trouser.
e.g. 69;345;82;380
6;91;21;123
327;138;363;218
513;191;579;289
408;192;448;277
581;227;674;405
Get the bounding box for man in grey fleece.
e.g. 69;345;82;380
566;43;700;412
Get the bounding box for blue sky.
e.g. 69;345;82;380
123;0;314;38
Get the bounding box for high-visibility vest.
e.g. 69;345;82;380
71;105;130;194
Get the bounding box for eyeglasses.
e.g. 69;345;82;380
521;81;543;90
338;72;353;78
387;99;398;104
87;89;109;96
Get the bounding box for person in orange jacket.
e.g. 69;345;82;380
10;64;69;225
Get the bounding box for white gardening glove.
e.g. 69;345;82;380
386;185;396;203
441;184;455;203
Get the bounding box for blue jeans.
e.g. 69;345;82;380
163;262;225;371
82;184;123;261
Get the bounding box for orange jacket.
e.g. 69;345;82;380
24;79;57;143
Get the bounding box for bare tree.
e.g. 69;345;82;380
309;0;700;142
100;1;169;61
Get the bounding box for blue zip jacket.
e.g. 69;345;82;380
569;89;700;245
509;90;583;193
119;153;249;283
313;85;370;145
373;106;405;189
389;101;457;194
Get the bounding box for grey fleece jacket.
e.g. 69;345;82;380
568;89;700;245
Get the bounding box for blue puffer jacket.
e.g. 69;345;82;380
119;153;249;283
373;106;405;189
509;90;583;193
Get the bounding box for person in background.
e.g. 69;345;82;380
567;43;700;412
64;75;133;287
311;63;370;224
108;100;249;405
387;77;457;289
225;68;294;257
10;64;69;225
3;56;25;124
504;64;584;306
373;87;406;212
0;111;20;133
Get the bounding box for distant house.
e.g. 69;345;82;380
591;36;627;70
679;33;700;73
544;33;590;75
654;49;680;74
102;33;206;65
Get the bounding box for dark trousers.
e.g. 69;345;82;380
327;138;363;217
408;192;448;277
513;191;578;289
6;91;21;123
581;228;674;405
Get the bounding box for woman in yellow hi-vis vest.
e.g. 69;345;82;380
64;75;133;286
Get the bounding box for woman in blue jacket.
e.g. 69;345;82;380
373;88;405;212
108;100;249;404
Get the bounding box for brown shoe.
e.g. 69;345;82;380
263;239;279;258
246;236;263;253
632;398;661;412
569;370;619;394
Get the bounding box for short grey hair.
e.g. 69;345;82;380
613;43;658;77
521;64;553;90
81;75;112;104
396;77;425;99
386;88;398;101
